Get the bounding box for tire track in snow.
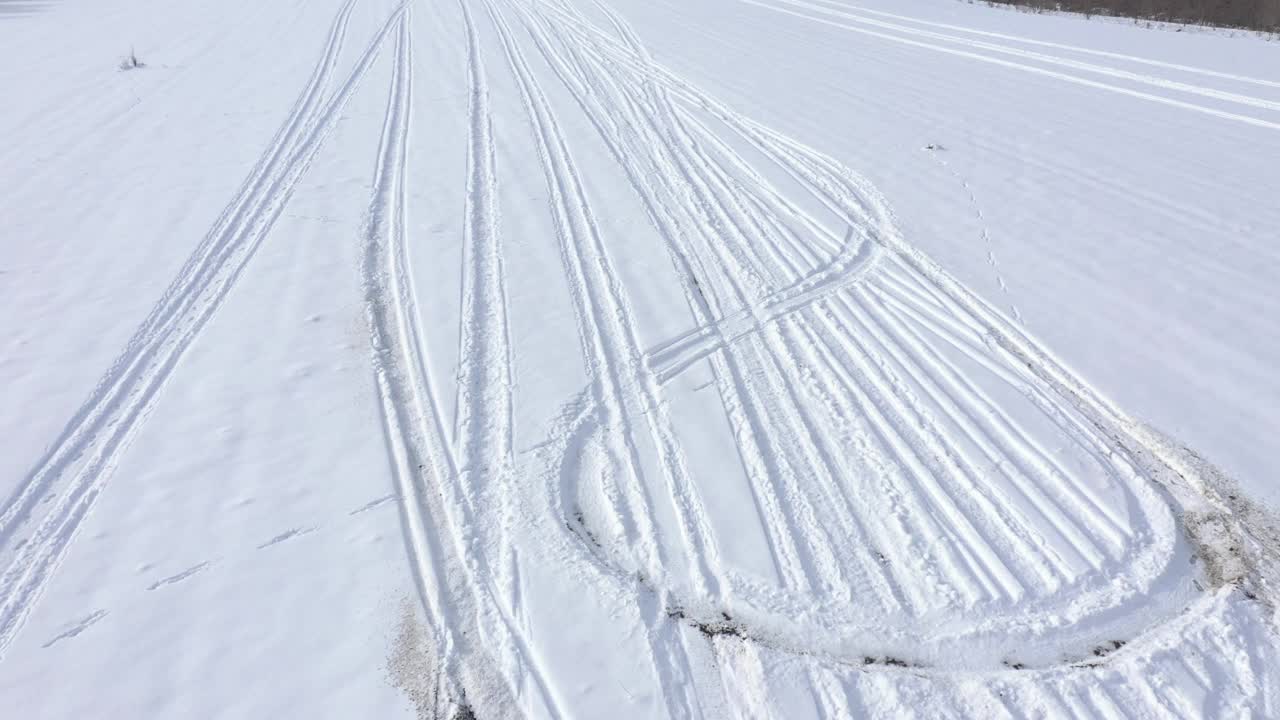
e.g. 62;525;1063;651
651;99;899;604
585;60;927;610
498;0;1267;712
835;290;1100;588
540;0;1027;609
0;0;359;564
449;2;567;713
622;38;858;599
488;2;726;714
816;0;1280;90
742;0;1280;131
644;231;877;384
0;0;405;659
834;290;1069;593
525;3;802;597
454;0;514;473
818;587;1277;716
568;0;1162;558
535;0;933;608
629;81;1049;602
517;0;1205;672
514;0;735;600
803;299;1029;603
0;0;359;550
361;15;464;715
520;0;908;608
862;282;1132;551
527;0;833;608
843;290;1106;578
788;0;1280;114
866;276;1143;545
362;5;563;716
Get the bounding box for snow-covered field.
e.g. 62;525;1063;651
2;0;1279;717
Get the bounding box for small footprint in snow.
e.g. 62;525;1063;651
256;527;318;549
42;610;108;648
926;144;1025;326
147;561;213;591
349;494;397;516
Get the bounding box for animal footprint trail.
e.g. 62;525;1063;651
924;145;1023;323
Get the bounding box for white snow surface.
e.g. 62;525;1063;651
2;0;1279;717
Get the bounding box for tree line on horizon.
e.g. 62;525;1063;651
980;0;1280;31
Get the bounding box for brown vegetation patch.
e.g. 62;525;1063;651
976;0;1280;32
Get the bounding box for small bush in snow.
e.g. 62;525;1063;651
119;49;145;71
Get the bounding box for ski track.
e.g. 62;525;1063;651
0;0;406;659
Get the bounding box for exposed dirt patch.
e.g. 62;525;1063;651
1091;639;1127;659
568;506;603;550
862;655;919;669
667;606;749;639
386;598;508;720
1167;439;1280;614
387;599;442;720
1184;510;1251;588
